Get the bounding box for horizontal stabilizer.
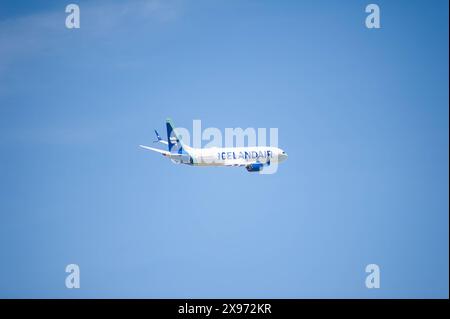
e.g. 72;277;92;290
153;129;168;145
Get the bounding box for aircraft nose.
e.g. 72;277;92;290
279;150;288;162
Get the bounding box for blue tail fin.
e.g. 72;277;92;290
166;118;185;154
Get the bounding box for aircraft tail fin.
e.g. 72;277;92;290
166;118;187;154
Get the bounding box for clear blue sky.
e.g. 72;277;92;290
0;0;448;298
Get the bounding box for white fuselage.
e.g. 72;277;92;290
180;146;288;166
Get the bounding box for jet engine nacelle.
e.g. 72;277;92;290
246;162;264;172
171;154;192;164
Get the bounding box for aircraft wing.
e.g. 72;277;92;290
139;145;185;159
225;158;271;173
224;160;252;167
224;158;271;166
139;145;170;156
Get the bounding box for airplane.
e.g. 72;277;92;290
139;119;288;172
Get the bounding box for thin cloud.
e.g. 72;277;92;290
0;0;182;75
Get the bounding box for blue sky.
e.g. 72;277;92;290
0;0;448;298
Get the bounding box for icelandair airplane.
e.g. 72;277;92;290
139;119;288;172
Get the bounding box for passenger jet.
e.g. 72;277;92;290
139;119;288;172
